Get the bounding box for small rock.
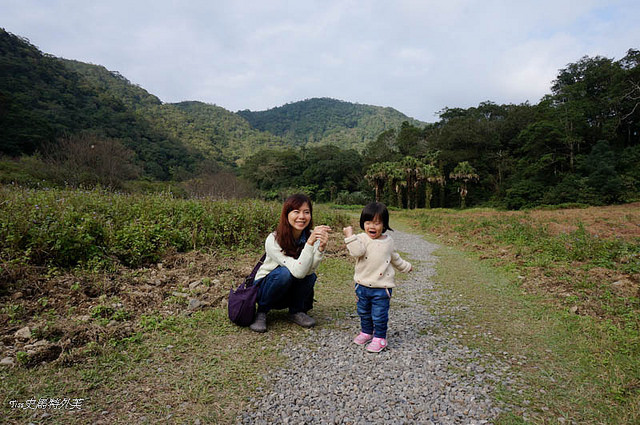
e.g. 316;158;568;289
11;291;24;300
569;306;579;314
188;299;203;310
189;280;202;290
14;326;31;341
1;357;15;366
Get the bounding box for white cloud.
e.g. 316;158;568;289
1;0;638;121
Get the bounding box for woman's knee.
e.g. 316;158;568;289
268;266;294;284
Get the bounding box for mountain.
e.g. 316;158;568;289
61;59;163;109
0;29;198;179
238;98;426;151
0;28;427;176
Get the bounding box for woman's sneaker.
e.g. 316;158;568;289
288;312;316;328
353;332;373;345
249;312;267;333
366;337;387;353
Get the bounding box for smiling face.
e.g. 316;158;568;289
363;215;384;239
287;202;312;238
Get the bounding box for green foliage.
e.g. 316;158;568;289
1;28;638;209
0;185;350;278
241;145;364;202
146;101;287;166
0;29;198;181
237;98;425;151
0;186;281;271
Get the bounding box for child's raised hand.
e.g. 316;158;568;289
342;226;354;237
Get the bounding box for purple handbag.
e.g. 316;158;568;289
228;254;266;326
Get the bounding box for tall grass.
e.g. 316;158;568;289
0;186;348;275
397;207;640;423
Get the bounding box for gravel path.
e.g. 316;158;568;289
238;230;515;424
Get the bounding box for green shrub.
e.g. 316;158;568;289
0;186;280;270
0;186;350;273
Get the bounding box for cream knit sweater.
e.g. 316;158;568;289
344;233;411;288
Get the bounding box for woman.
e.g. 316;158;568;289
250;194;331;333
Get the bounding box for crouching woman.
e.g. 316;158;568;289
250;194;331;333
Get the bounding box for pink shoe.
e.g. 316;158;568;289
366;337;387;353
353;332;373;345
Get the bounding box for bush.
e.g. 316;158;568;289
0;186;281;270
0;186;351;274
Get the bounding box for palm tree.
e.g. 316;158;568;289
422;164;445;209
386;162;405;208
399;156;423;209
449;161;479;209
364;162;389;202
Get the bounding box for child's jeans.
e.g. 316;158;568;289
355;284;392;339
255;266;316;314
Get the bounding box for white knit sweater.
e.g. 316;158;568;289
344;233;411;288
255;232;325;281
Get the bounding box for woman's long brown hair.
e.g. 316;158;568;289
275;194;313;258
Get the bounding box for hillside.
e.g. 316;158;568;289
1;28;425;177
146;101;287;165
0;29;198;180
61;59;163;109
238;97;426;150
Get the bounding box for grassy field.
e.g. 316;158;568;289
396;203;639;424
2;188;639;423
0;187;353;424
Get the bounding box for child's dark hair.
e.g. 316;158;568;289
359;202;392;232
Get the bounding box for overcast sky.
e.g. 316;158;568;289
2;0;639;122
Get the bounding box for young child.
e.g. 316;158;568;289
343;202;412;353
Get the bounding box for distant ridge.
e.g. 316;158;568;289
238;97;426;151
1;27;427;173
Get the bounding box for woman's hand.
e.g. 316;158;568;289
308;225;331;251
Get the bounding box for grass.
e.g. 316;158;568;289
395;206;640;424
5;191;638;423
1;231;357;424
1;306;306;423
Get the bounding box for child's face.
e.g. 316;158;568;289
363;216;384;239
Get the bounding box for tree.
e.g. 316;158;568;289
365;162;389;202
386;162;405;208
362;129;400;166
44;133;140;188
399;156;423;209
422;163;445;209
450;161;479;208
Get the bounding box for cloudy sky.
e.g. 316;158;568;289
2;0;639;122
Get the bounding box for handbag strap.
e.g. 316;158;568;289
244;253;266;286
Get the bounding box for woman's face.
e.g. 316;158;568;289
288;202;311;237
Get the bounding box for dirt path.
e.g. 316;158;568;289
238;230;514;424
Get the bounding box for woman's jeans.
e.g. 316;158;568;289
255;266;316;314
355;284;392;339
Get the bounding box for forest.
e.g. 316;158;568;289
242;50;640;208
1;28;639;209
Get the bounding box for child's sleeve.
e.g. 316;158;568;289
344;234;366;257
391;251;412;273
